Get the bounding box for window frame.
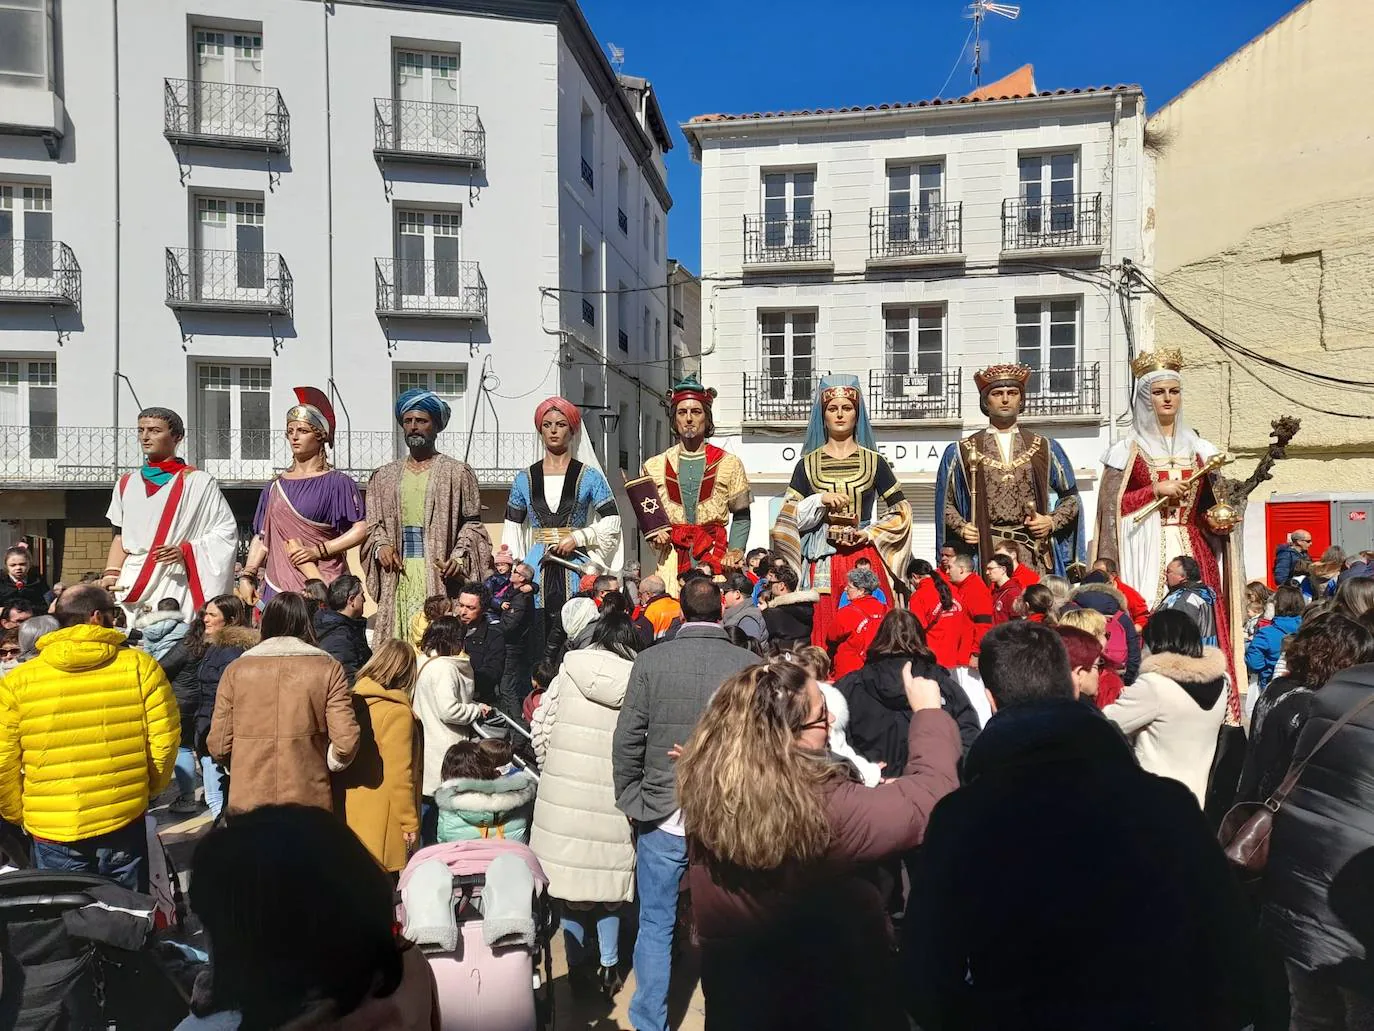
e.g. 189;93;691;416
1014;296;1082;395
0;355;57;459
192;361;274;464
758;308;818;403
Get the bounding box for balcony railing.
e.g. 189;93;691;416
1001;193;1103;252
0;240;80;307
617;208;628;234
742;370;827;422
0;427;542;487
867;368;962;421
373;99;485;166
374;258;487;320
1022;362;1102;418
617;330;629;351
581;298;595;326
165;247;293;316
580;158;594;188
163;78;289;152
869;203;963;261
744;212;832;266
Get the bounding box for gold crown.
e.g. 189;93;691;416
1130;348;1184;378
973;363;1032;394
820;384;860;405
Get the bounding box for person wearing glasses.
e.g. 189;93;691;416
1274;529;1313;589
0;630;19;675
0;584;178;891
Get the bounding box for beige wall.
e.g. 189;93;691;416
1147;0;1374;495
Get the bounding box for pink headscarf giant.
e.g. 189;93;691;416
534;396;582;437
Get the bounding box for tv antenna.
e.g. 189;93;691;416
607;43;625;74
966;0;1020;87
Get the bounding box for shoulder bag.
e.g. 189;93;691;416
1218;689;1374;874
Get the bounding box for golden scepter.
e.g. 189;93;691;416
1133;452;1232;525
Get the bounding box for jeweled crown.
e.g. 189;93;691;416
973;363;1032;393
820;385;860;405
1130;348;1184;379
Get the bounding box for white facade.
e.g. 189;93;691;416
684;86;1147;561
0;0;671;570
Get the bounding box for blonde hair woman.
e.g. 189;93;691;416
1058;607;1108;641
677;659;960;1031
337;640;422;872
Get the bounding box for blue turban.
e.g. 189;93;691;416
395;389;451;431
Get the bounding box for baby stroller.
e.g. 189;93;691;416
0;869;202;1030
398;840;555;1031
473;707;541;779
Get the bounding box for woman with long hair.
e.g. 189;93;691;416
413;615;489;844
208;592;359;817
529;611;641;999
835;609;981;774
181;804;436;1030
905;558;974;669
1237;613;1374;805
1334;576;1374;622
1103;609;1228;805
190;594;256;819
678;659;960;1030
337;639;423;873
1016;583;1059;625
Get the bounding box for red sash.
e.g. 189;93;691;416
123;471;198;607
669;522;728;575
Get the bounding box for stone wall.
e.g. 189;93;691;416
61;526;114;584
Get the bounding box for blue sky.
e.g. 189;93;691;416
580;0;1304;270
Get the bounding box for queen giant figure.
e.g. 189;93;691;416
1094;348;1243;719
772;374;912;646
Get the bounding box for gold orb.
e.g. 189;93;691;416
1205;503;1241;535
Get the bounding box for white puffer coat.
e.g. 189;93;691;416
529;646;635;903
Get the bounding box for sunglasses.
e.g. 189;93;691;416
797;701;831;733
0;648;20;658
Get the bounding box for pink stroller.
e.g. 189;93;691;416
398;840;555;1031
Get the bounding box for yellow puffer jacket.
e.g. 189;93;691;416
0;623;180;842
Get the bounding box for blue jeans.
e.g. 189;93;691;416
629;826;688;1031
561;903;621;968
32;817;149;893
200;755;226;819
173;747;199;799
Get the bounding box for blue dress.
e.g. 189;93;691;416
504;460;617;613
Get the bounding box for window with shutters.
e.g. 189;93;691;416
0;357;56;459
193;362;272;465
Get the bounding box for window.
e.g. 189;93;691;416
393;48;460;151
0;358;56;458
1018;152;1077;233
641;305;650;356
653;215;661;263
762;170;815;248
195;196;265;293
617;283;630;352
655;317;662;360
1015;298;1080;394
642;200;651;250
579;242;597;328
887;162;943;242
396;368;466;451
191;28;266;137
672;308;684;330
616;162;629;234
194;28;262;86
0;0;57;91
618;402;630;470
0;183;52;278
760;310;815;401
395;209;462;299
579;102;594;188
194;363;272;462
883;305;944;394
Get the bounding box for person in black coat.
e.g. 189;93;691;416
312;575;372;682
761;566;818;653
834;609;981;771
905;620;1258;1031
1262;657;1374;1023
455;581;505;706
1237;613;1374;805
160;615;210;813
0;545;51;615
496;563;540;720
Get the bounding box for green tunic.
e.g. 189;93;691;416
395;466;430;638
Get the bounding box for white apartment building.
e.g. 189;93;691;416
0;0;672;577
684;68;1147;560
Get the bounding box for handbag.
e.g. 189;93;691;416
1218;689;1374;873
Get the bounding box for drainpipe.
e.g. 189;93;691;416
110;0;122;474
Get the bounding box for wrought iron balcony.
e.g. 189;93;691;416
869;203;963;262
1021;362;1102;418
374;258;487;320
0;240;80;307
742;370;826;423
165;248;293;316
867;368;962;422
581;158;594;188
1001;193;1103;252
0;426;542;488
163;78;289;152
744;212;832;267
618;330;629;351
373;99;485;166
617;208;628;234
581;298;595;326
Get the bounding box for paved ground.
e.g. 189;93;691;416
151;789;706;1030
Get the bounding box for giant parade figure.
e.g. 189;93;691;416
238;387;366;606
363;388;493;641
631;375;751;593
1093;348;1244;720
502;395;620;617
102;407;238;621
935;363;1084;577
771;374;912;645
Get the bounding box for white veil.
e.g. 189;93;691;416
1105;368;1206;470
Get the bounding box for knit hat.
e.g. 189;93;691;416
492;546;515;568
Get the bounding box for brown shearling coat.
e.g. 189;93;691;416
207;636;360;816
336;676;422;872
